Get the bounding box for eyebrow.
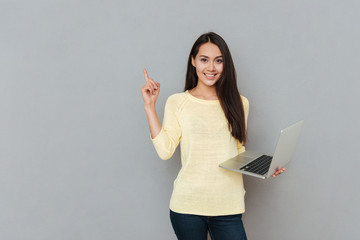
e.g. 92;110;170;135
199;55;223;59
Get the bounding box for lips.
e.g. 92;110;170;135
205;73;216;77
204;73;218;80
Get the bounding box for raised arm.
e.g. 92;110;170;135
141;68;162;139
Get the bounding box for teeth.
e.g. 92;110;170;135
205;74;215;77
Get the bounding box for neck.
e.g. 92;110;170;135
189;84;218;100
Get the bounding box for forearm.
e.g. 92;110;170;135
144;104;162;139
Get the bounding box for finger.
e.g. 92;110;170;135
155;81;160;89
144;69;157;86
155;83;160;95
143;68;150;82
146;82;155;94
149;78;158;90
148;78;158;95
276;168;286;176
150;82;160;96
272;169;282;177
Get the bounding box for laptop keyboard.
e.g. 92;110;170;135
240;155;273;175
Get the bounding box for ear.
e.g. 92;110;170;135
191;56;195;67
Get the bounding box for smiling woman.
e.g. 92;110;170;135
141;32;284;240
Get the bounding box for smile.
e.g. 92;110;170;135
204;74;216;77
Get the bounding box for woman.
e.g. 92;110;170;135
141;32;285;240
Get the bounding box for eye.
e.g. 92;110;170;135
200;58;208;63
216;59;223;63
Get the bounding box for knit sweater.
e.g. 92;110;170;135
152;90;249;216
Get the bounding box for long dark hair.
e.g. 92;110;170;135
184;32;247;144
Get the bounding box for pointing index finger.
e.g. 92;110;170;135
143;68;150;82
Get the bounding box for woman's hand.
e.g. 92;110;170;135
141;68;162;139
272;167;286;178
141;68;160;107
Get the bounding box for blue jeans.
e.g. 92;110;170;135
170;210;247;240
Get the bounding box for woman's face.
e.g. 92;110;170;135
192;42;223;88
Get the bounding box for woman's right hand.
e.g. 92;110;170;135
141;68;160;107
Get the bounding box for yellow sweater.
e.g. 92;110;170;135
152;90;249;216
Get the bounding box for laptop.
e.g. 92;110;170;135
219;120;304;179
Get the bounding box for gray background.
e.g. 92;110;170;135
1;0;359;239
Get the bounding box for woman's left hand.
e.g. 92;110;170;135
272;168;286;177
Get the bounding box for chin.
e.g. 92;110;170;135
202;78;219;87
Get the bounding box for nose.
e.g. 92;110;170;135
207;61;215;71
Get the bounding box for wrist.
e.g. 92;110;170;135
144;104;156;112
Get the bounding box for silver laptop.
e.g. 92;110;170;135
219;120;304;179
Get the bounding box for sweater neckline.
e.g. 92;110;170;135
185;90;219;104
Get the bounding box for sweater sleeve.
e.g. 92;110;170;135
151;95;182;160
237;96;250;153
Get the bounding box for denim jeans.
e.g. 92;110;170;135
170;210;247;240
